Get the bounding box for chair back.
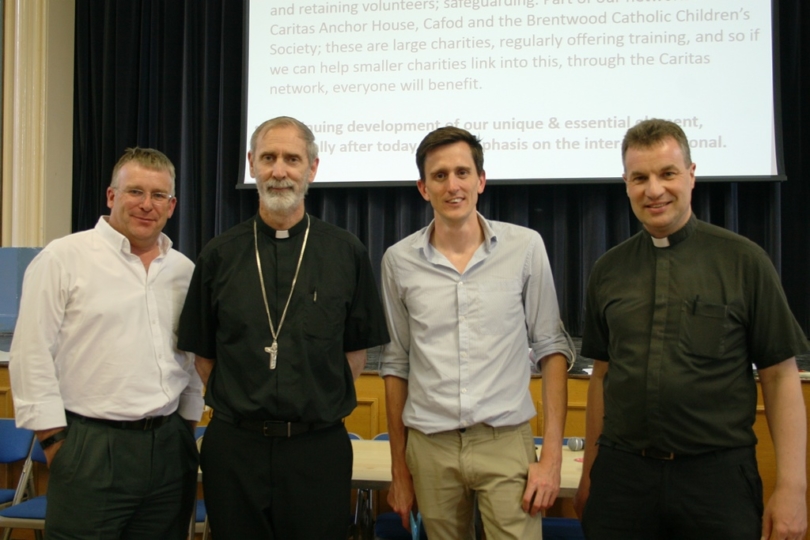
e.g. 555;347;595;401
0;419;34;464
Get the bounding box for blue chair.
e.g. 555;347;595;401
541;517;585;540
0;419;34;509
0;438;47;540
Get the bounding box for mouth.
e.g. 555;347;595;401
446;197;464;204
646;201;670;212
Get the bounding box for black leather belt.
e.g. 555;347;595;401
215;411;341;438
66;410;172;431
599;438;678;460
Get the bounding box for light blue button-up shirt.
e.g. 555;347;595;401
380;213;573;434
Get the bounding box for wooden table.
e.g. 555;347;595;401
351;439;584;497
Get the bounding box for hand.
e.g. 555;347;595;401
36;428;67;468
761;485;807;540
522;460;561;516
388;472;416;531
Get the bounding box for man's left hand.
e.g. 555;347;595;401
762;486;807;540
761;486;807;540
522;460;560;516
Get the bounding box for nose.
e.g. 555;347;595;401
270;161;287;180
646;176;665;199
446;173;462;192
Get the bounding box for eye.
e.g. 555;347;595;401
151;192;171;202
126;188;144;197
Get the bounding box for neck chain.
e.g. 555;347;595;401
253;214;310;370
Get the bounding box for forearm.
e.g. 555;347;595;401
538;353;568;464
384;375;410;476
760;359;807;492
346;349;367;381
581;360;607;485
195;355;215;387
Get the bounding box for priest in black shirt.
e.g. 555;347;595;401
178;116;390;539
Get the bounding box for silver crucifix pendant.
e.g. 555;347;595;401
265;340;278;370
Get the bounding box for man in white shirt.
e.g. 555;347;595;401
380;127;574;540
9;148;203;540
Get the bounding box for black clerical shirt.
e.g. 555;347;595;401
178;214;390;423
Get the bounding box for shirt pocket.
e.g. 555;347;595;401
303;290;346;342
679;299;729;359
478;279;523;335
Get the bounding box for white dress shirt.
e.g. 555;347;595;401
380;214;574;434
10;216;203;430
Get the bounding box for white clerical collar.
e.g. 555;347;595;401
275;230;290;239
651;236;670;248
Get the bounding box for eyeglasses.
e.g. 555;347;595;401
116;188;174;205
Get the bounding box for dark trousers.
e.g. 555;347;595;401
582;444;763;540
200;416;352;540
45;412;199;540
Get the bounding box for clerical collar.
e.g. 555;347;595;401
647;214;697;249
255;213;310;240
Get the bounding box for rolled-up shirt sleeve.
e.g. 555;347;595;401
379;250;410;380
524;234;575;367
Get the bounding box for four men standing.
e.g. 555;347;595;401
8;118;808;540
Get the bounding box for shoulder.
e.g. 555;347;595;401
591;230;645;275
693;220;768;258
487;219;543;245
310;216;367;253
164;248;195;274
383;227;427;263
36;229;97;263
197;219;254;261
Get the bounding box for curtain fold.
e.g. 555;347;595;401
72;0;810;335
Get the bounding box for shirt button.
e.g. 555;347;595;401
461;388;467;393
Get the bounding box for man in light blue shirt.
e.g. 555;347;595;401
380;126;574;540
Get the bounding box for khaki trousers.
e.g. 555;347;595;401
406;421;542;540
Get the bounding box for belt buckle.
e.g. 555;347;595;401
142;417;155;430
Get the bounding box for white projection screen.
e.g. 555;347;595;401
240;0;783;186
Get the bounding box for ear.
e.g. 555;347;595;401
166;196;177;219
416;179;430;201
307;157;319;184
477;171;486;194
106;187;116;210
247;152;256;178
687;162;696;189
622;174;630;194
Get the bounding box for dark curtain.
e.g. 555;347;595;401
73;0;810;336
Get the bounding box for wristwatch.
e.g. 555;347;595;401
39;430;67;450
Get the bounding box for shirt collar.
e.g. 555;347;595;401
646;213;697;248
413;212;498;256
255;212;309;240
96;216;171;255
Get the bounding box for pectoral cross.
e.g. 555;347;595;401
265;340;278;370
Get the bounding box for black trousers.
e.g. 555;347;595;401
582;444;763;540
200;416;352;540
45;412;199;540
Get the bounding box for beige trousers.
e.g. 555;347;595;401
406;421;543;540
